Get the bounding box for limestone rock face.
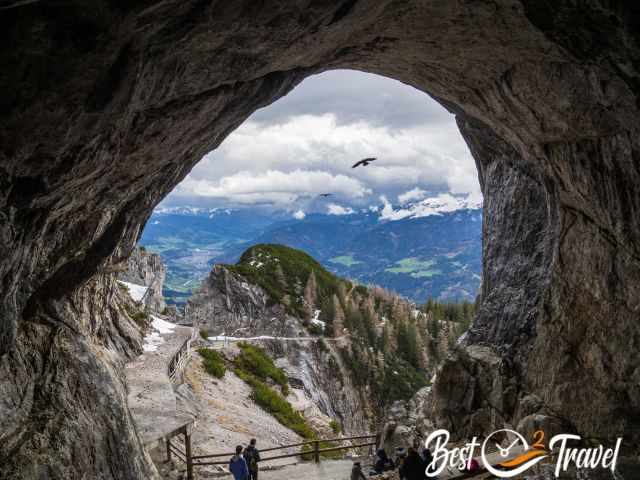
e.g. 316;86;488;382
2;1;640;477
265;338;371;436
118;246;166;313
0;273;158;479
188;265;299;337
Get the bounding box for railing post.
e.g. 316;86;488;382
185;429;193;480
313;440;320;463
166;439;172;462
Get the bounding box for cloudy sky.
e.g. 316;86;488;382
164;69;480;214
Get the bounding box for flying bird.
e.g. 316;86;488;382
352;157;377;168
319;193;333;198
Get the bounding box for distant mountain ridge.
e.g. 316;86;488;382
140;195;482;303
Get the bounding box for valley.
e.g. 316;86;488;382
140;199;482;305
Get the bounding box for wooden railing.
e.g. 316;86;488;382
190;433;379;467
167;433;379;479
168;327;199;382
165;425;194;479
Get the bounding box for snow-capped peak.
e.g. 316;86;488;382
153;206;234;216
379;193;482;221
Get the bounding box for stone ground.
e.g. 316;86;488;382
125;319;195;445
152;457;373;480
181;350;304;475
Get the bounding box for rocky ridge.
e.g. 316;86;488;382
118;246;167;313
186;244;461;437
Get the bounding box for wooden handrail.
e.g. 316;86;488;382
191;433;377;460
168;327;199;382
169;445;186;462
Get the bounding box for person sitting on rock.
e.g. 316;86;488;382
399;447;425;480
229;445;249;480
244;438;261;480
351;461;367;480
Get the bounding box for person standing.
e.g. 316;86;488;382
229;445;249;480
399;447;425;480
244;438;261;480
351;461;367;480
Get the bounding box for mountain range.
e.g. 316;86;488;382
140;195;483;304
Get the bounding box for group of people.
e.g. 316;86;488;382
231;438;480;480
229;439;261;480
351;445;479;479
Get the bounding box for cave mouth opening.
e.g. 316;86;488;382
140;68;482;310
3;3;640;477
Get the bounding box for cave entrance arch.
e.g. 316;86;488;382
2;2;639;478
152;68;482;307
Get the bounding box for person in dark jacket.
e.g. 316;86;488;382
421;447;435;475
229;445;249;480
399;447;425;480
244;438;261;480
351;461;367;480
372;448;394;474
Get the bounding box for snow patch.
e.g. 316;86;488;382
151;315;177;334
310;309;325;329
118;280;148;302
143;331;163;352
142;316;177;351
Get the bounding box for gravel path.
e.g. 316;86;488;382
125;318;194;445
259;459;357;480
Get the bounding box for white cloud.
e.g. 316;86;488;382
327;203;354;215
293;210;306;220
380;195;412;221
174;169;371;206
398;187;427;204
164;70;481;210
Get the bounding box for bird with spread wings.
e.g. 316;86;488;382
351;157;377;168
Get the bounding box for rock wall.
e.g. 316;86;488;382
0;272;158;479
263;338;372;436
118;246;166;312
188;265;299;336
2;1;640;477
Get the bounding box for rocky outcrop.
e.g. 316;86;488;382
2;1;640;477
188;265;299;337
189;264;371;434
0;272;158;479
265;338;371;436
118;246;166;313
